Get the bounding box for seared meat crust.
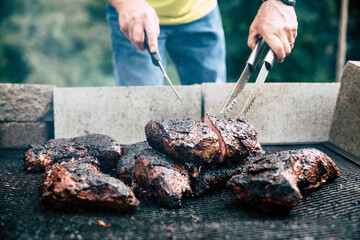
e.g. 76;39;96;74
145;119;220;166
132;148;192;209
116;141;150;186
227;148;340;211
39;156;139;213
24;134;122;173
203;114;261;163
191;165;242;197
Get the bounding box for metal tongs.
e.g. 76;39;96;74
220;38;276;116
144;31;183;102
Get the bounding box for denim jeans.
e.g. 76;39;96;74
106;4;226;86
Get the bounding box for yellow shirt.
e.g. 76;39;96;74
146;0;217;25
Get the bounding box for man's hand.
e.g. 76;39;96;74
248;0;298;62
108;0;160;52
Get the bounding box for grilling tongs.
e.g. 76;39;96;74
220;38;276;116
144;31;183;102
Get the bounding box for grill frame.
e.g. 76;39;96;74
1;143;359;240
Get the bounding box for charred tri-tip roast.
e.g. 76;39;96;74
203;114;262;163
24;134;122;173
145;118;220;166
132;148;192;209
227;148;340;211
116;141;151;186
39;156;139;213
145;115;261;167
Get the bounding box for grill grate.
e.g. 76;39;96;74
0;144;359;239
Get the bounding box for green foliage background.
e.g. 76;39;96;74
0;0;359;87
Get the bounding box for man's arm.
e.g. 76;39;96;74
106;0;160;53
248;0;298;62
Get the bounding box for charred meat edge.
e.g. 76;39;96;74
145;119;220;165
203;113;260;163
24;134;122;173
116;141;151;186
227;148;340;211
39;156;139;213
132;148;192;209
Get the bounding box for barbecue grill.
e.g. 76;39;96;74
0;61;359;239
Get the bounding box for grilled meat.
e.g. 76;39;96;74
145;115;262;167
144;115;262;198
39;156;139;213
24;134;122;173
145;119;220;166
116;141;151;186
191;165;242;197
227;161;302;211
132;148;192;209
289;148;340;192
203;114;261;163
227;148;340;211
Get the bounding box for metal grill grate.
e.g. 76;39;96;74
0;144;359;239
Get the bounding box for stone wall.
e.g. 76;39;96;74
53;83;340;145
0;84;54;148
203;82;340;144
53;85;202;144
329;61;360;158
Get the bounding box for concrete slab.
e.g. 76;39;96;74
329;61;360;158
203;82;340;144
0;84;54;121
54;85;201;144
0;122;54;148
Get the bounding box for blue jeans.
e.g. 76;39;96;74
106;4;226;86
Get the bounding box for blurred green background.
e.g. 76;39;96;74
0;0;359;87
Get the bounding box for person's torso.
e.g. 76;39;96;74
146;0;217;25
